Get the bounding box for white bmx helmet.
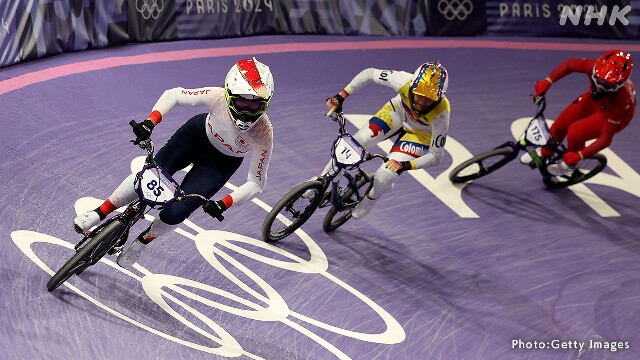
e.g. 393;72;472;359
224;57;274;132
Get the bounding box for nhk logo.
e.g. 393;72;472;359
559;5;631;26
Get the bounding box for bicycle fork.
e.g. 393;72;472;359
73;201;145;256
110;202;146;256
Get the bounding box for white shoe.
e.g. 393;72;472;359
73;210;101;234
547;160;574;176
117;239;146;267
352;194;377;219
302;189;315;199
302;177;328;200
520;148;542;165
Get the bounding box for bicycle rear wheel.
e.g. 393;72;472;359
542;154;607;189
47;219;125;292
449;147;515;183
323;174;373;232
261;180;325;242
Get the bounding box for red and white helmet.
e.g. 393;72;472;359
224;57;274;132
592;49;633;93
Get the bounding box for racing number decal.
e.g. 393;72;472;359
147;179;164;197
378;71;393;82
341;147;352;160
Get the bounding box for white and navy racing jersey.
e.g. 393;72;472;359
147;86;273;206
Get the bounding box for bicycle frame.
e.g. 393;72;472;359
48;132;214;291
261;111;389;242
74;137;208;255
73;200;145;257
320;112;386;209
490;98;564;168
448;96;607;189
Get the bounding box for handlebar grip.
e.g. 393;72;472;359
325;108;335;117
215;214;224;222
129;120;137;127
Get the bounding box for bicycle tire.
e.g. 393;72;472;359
449;147;515;183
47;219;125;292
261;180;325;242
322;174;373;232
542;154;607;189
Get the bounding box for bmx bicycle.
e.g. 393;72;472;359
261;111;387;242
448;97;607;189
47;121;215;292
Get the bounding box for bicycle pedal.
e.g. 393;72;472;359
109;245;124;256
569;169;583;179
321;190;332;202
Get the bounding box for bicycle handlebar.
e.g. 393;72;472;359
533;96;546;118
326;108;336;117
328;112;388;164
127;120;220;220
367;153;389;162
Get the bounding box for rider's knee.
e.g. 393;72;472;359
376;164;400;182
159;202;192;225
371;165;399;197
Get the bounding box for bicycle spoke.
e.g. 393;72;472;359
449;147;515;183
262;181;327;241
323;173;373;232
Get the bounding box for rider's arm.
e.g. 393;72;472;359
146;87;219;124
578;128;614;160
338;69;410;98
535;58;597;97
579;89;634;159
546;58;597;83
409;111;450;170
328;69;411;112
223;131;273;208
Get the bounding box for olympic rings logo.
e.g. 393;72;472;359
136;0;165;20
437;0;473;21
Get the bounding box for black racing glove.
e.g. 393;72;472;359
203;200;226;222
397;161;412;175
131;119;155;145
384;159;412;175
326;93;345;114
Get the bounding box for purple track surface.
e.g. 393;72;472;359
1;35;639;360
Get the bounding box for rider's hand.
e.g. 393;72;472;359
385;159;412;174
131;119;155;145
326;93;346;114
563;151;582;167
203;200;226;221
533;78;552;99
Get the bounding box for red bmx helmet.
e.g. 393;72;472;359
592;49;633;93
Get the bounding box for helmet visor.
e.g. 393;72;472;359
591;72;622;92
229;94;269;118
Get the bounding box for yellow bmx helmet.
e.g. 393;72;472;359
410;62;449;102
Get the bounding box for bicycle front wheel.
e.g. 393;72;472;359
323;174;373;232
543;154;607;189
449;147;515;183
47;219;125;292
261;180;326;242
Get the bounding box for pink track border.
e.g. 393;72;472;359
2;39;639;96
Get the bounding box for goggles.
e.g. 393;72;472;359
228;93;269;120
591;73;623;93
